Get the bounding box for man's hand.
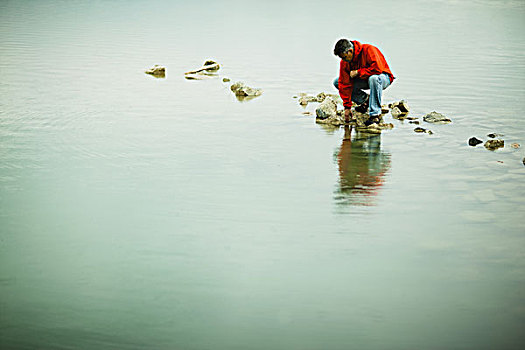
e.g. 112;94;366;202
350;70;359;79
344;108;352;123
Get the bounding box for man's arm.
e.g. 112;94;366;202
338;61;354;110
356;46;383;78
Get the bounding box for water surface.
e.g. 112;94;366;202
1;1;525;349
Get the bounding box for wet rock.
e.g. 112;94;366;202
487;133;504;138
315;96;337;120
222;77;230;82
468;137;483;146
230;82;263;97
356;122;394;134
391;107;408;119
423;111;451;124
511;143;520;149
414;127;427;133
185;60;220;75
381;105;389;114
302;111;312;116
145;64;166;77
523;157;525;166
484;139;504;151
390;100;410;113
406;116;418;120
427;130;434;135
299;95;318;106
409;120;420;125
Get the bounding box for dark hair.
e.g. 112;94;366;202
334;39;353;56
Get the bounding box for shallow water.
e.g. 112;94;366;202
1;0;525;349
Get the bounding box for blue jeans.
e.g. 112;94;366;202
333;73;391;116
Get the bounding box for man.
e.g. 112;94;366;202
333;39;394;124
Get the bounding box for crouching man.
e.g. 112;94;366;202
333;39;395;125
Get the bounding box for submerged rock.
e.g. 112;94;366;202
484;139;504;151
298;92;341;106
299;95;319;106
487;133;504;138
222;77;230;82
511;143;520;149
468;137;483;146
423;111;451;124
145;64;166;77
230;82;263;97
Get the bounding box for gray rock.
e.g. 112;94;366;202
484;139;504;151
315;96;337;120
230;82;263;97
423;111;451;124
468;137;483;146
145;64;166;77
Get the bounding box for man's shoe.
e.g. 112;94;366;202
354;96;369;113
364;116;380;126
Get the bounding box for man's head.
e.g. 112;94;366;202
334;39;354;62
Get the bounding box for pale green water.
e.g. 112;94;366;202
1;0;525;349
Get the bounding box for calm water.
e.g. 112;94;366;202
1;0;525;349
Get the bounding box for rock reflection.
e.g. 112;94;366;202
334;126;391;207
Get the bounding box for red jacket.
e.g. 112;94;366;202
338;40;394;109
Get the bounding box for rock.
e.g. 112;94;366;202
423;111;451;124
316;92;327;102
484;139;504;151
511;143;520;149
316;97;345;125
468;137;483;146
315;96;337;120
487;133;504;138
302;111;312;115
230;82;263;97
381;105;389;114
409;120;420;124
145;64;166;77
391;100;410;113
391;107;407;119
427;130;434;135
523;157;525;166
299;95;318;106
185;60;220;75
222;77;230;82
406;116;418;120
414;127;427;133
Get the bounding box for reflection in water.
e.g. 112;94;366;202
334;126;391;207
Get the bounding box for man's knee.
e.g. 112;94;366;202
333;77;339;90
368;75;380;86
